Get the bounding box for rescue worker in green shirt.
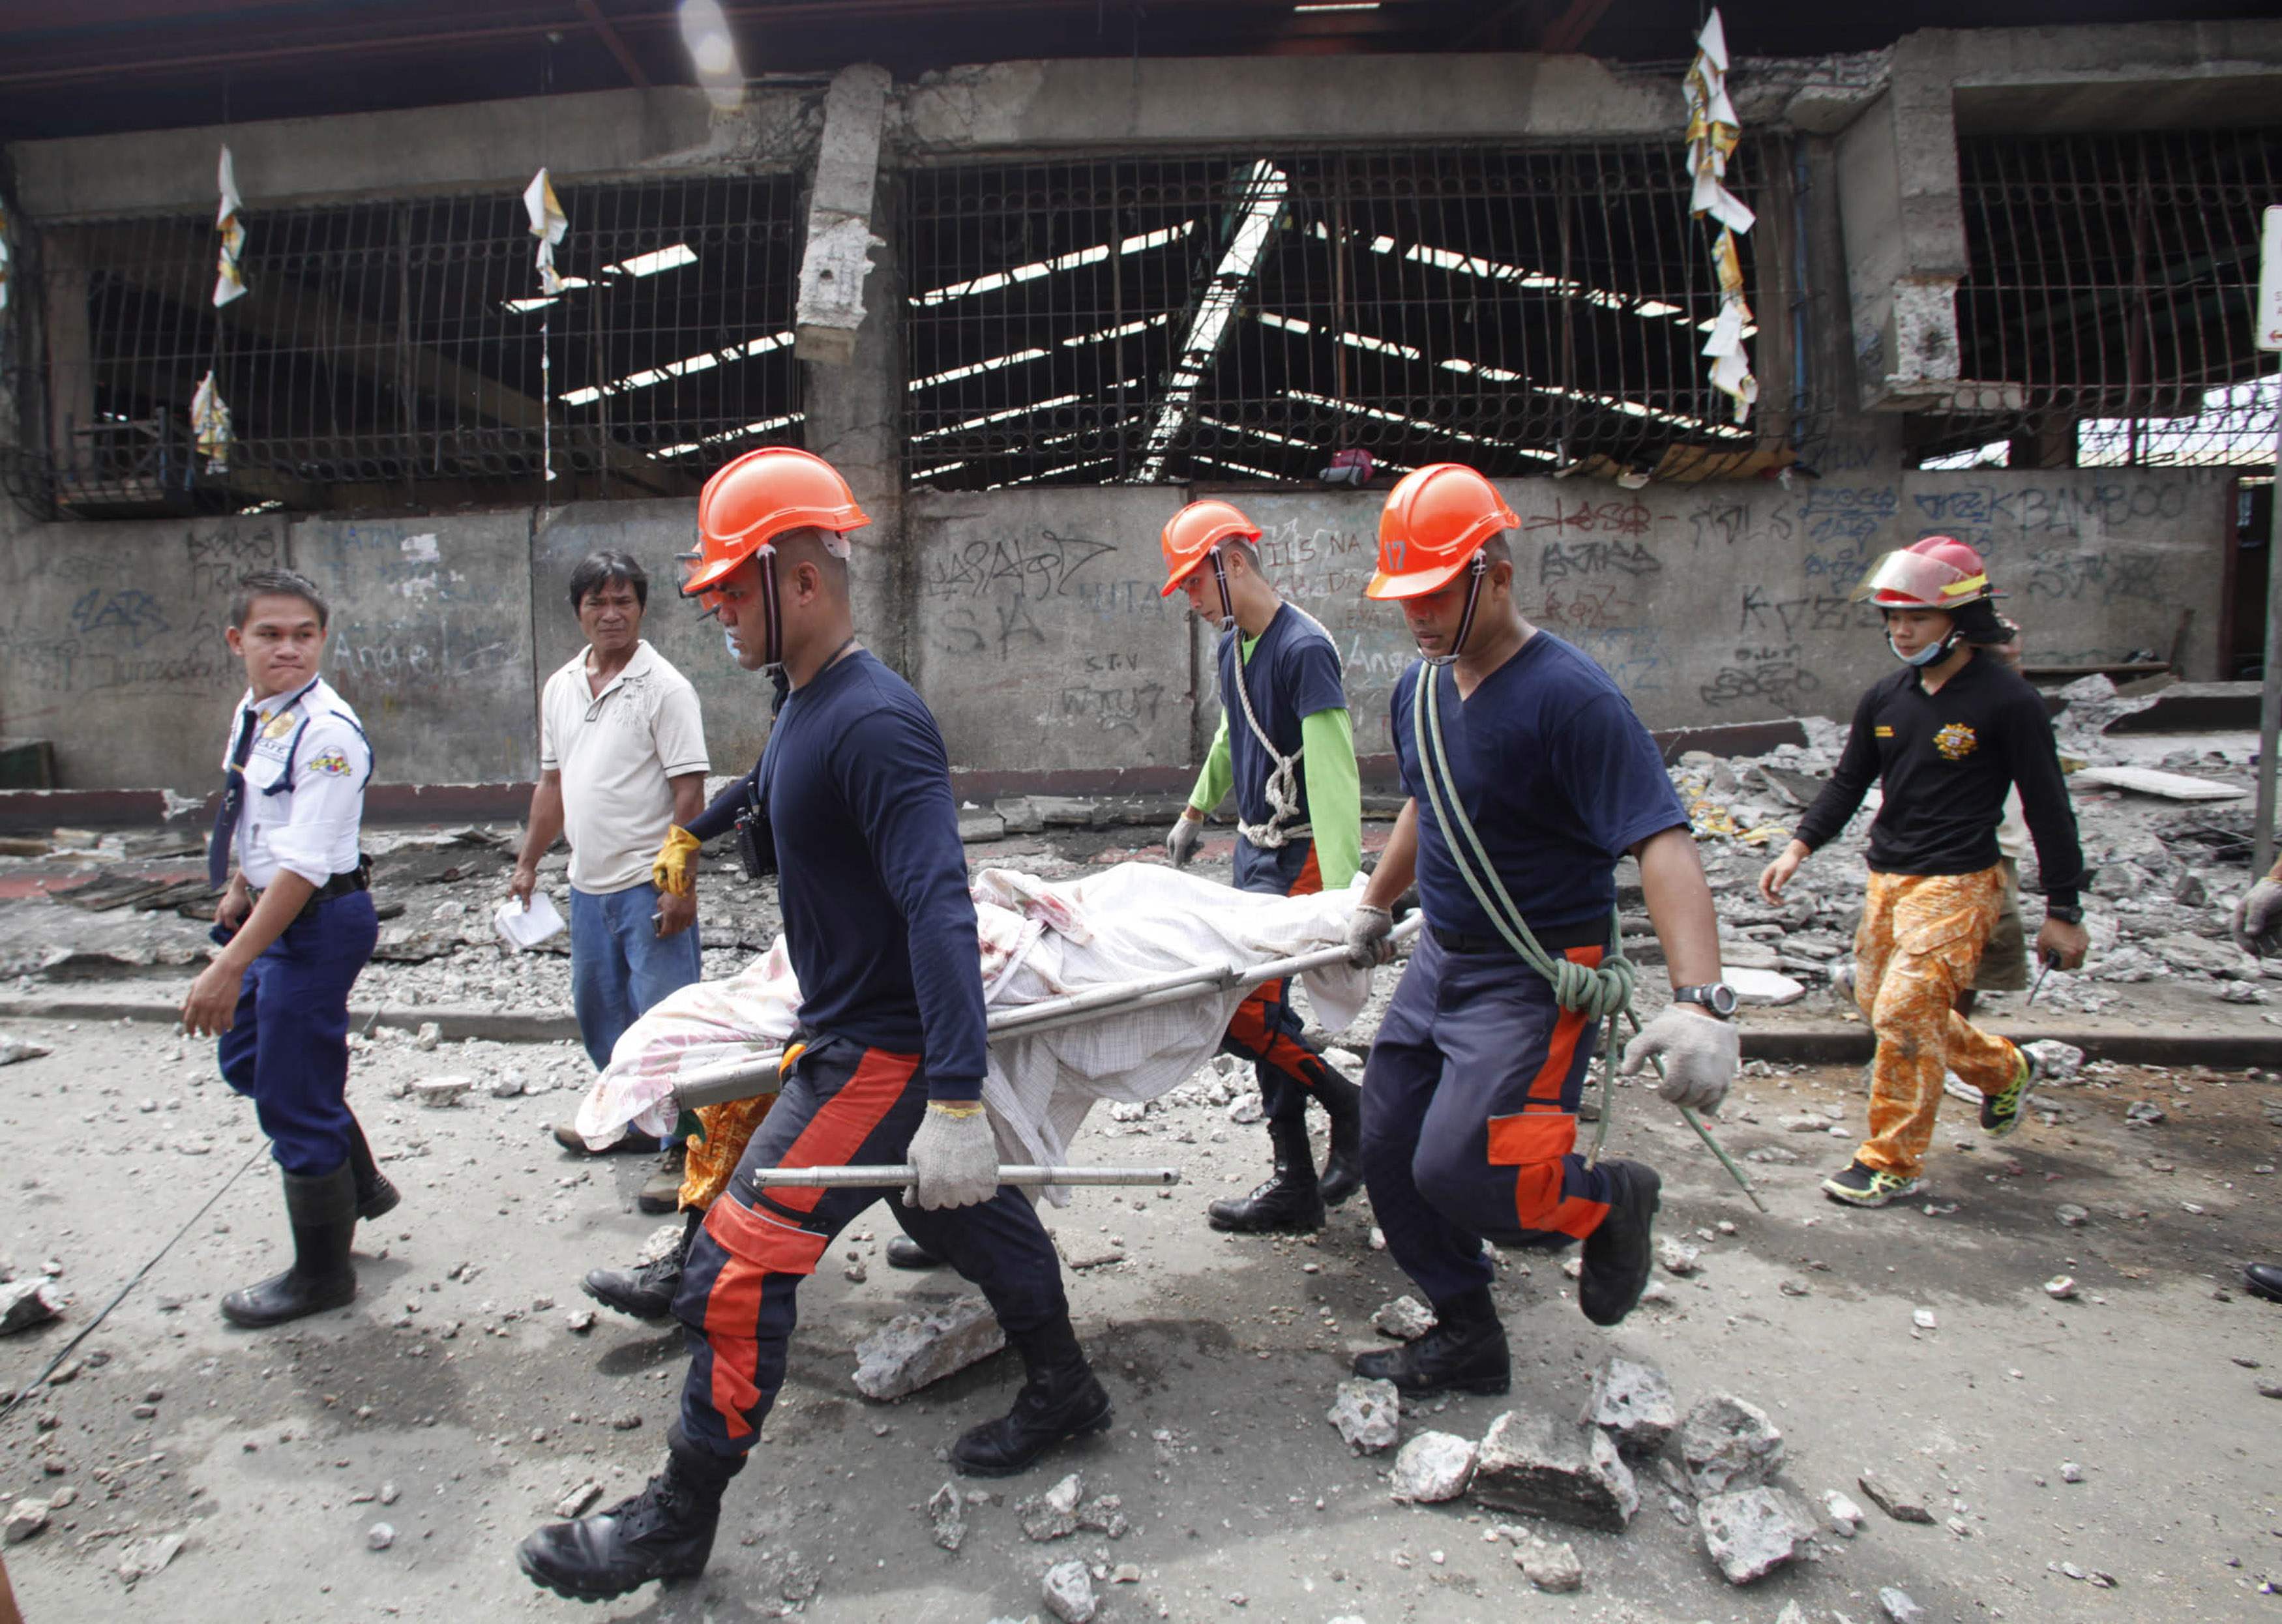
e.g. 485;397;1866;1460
1161;499;1365;1233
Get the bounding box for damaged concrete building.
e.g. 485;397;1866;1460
0;5;2276;808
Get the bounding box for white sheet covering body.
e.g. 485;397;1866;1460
576;863;1370;1200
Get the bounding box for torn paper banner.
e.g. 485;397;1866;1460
214;145;248;308
523;168;568;296
1682;8;1754;424
191;369;232;473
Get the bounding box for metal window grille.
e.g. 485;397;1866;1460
6;173;801;518
1923;126;2282;471
902;143;1785;492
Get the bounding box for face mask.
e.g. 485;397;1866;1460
722;629;740;660
1889;630;1954;668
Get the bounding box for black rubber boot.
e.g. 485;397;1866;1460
1206;1114;1326;1233
1350;1286;1511;1396
885;1234;943;1271
949;1316;1114;1477
2245;1262;2282;1304
584;1209;701;1323
1577;1159;1661;1327
517;1426;743;1601
1307;1063;1364;1208
346;1117;399;1223
221;1162;359;1329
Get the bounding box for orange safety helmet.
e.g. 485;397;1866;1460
681;447;869;599
1158;499;1261;597
1854;535;1993;612
1365;463;1520;600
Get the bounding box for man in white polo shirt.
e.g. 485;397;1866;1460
512;552;711;1102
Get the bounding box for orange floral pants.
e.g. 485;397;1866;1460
681;1094;776;1211
1853;866;2023;1180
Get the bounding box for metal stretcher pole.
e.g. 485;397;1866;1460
750;1165;1182;1188
666;915;1424;1112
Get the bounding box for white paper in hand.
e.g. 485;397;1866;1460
494;892;565;951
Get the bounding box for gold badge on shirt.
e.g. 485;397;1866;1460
262;711;296;740
1933;722;1978;761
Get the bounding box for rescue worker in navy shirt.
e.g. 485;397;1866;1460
1161;499;1365;1232
180;569;387;1328
518;449;1106;1602
1343;465;1738;1394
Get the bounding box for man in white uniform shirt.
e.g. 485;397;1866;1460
181;570;386;1329
512;552;710;1099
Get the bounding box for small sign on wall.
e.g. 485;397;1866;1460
2260;205;2282;352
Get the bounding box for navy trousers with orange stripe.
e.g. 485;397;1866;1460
1224;836;1344;1129
1360;931;1616;1307
671;1034;1067;1460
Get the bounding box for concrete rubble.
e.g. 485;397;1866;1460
1388;1430;1477;1503
1470;1408;1639;1532
850;1295;1006;1401
116;1529;186;1585
1582;1356;1678;1456
1697;1486;1817;1584
1514;1534;1585;1593
1370;1294;1436;1339
1857;1468;1935;1524
0;1031;51;1065
1041;1557;1097;1623
926;1481;966;1552
0;1277;63;1335
1676;1395;1785;1496
1325;1376;1401;1453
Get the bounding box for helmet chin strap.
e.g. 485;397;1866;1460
1421;553;1488;668
1209;548;1236;632
756;548;784;673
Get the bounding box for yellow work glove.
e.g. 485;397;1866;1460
652;825;701;898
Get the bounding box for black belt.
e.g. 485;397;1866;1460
1431;917;1610;956
251;857;371;913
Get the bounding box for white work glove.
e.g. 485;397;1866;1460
905;1101;999;1209
1166;815;1204;868
2234;877;2282;956
1619;1005;1738;1114
1345;903;1395;967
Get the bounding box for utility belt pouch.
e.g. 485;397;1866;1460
734;793;776;881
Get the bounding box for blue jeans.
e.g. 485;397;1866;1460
218;891;381;1175
569;881;703;1070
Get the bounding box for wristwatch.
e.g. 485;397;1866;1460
2045;903;2084;925
1672;982;1739;1019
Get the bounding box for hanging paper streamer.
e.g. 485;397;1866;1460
214;145;248;308
1683;10;1756;423
192;369;233;473
523;168;568;296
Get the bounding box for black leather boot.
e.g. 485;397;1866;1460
1577;1159;1661;1327
584;1209;701;1323
1307;1062;1364;1208
1351;1286;1510;1396
1206;1114;1326;1233
949;1316;1113;1477
346;1117;399;1222
2244;1262;2282;1303
221;1162;359;1328
885;1234;943;1271
518;1426;743;1601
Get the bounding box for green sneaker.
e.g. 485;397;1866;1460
1979;1050;2038;1139
1822;1160;1922;1207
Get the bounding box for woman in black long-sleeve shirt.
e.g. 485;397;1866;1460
1758;537;2091;1209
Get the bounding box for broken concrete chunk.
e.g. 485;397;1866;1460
957;812;1006;844
1581;1356;1676;1457
1371;1295;1437;1340
1516;1536;1584;1593
2024;1040;2084;1082
1698;1486;1815;1584
1857;1468;1935;1523
994;798;1045;834
851;1295;1006;1401
1823;1487;1866;1535
1389;1430;1477;1503
1656;1237;1702;1276
1042;1557;1097;1623
926;1481;965;1552
117;1531;186;1584
0;1034;52;1066
0;1279;63;1336
1880;1585;1928;1623
4;1499;48;1544
1678;1395;1784;1497
1018;1472;1086;1541
412;1075;473;1108
413;1022;442;1051
556;1481;601;1518
1470;1408;1638;1531
1326;1377;1400;1453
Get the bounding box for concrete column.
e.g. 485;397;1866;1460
793;63;891;367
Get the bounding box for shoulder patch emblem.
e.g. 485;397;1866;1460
1933;722;1978;761
307;748;353;777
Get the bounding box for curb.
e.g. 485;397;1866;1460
4;997;2275;1069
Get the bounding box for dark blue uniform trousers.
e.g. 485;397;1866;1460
1224;836;1342;1129
672;1034;1068;1460
1361;930;1620;1306
217;891;380;1176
